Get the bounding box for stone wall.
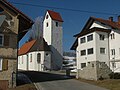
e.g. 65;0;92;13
77;61;112;80
0;59;16;88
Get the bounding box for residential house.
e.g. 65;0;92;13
71;16;120;80
43;10;63;70
18;38;51;71
0;0;33;89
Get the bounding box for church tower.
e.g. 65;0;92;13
43;10;63;70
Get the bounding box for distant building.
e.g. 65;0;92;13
0;0;33;89
18;10;64;71
71;16;120;80
43;10;63;70
18;38;51;71
63;52;76;71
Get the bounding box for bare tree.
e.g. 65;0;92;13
29;16;43;41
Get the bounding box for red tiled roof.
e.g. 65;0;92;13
47;10;63;22
71;16;120;50
92;17;120;30
18;40;36;56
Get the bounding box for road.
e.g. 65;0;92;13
18;71;109;90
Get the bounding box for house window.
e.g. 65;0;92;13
0;34;4;46
87;48;93;55
112;62;116;68
22;56;23;64
81;50;86;56
81;63;86;68
37;53;41;63
87;34;93;42
30;54;32;62
100;48;105;54
111;33;115;39
80;37;86;44
18;57;20;64
46;22;48;27
99;34;105;40
56;22;58;27
0;58;3;71
111;49;115;55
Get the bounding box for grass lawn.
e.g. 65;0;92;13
78;79;120;90
8;84;36;90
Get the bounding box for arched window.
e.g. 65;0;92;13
37;53;41;63
46;15;49;19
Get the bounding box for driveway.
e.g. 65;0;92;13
19;71;109;90
35;79;109;90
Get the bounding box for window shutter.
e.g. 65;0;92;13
4;35;9;46
2;59;8;71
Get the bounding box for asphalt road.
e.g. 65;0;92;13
35;79;109;90
18;71;109;90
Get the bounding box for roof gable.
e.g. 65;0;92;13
0;0;33;22
18;40;36;56
18;38;51;56
71;16;120;50
47;10;63;22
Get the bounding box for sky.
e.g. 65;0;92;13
7;0;120;52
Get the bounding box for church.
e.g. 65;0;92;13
18;10;63;71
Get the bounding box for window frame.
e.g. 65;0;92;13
100;48;106;54
87;48;94;55
30;54;32;62
87;34;93;42
37;53;41;63
99;34;105;40
81;63;86;68
56;22;58;27
80;50;86;56
0;58;3;71
111;49;115;55
80;37;86;44
46;22;49;27
0;34;4;46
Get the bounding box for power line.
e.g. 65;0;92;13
9;2;118;16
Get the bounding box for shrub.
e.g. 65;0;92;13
109;72;120;79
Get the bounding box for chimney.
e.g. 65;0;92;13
118;15;120;24
109;17;113;22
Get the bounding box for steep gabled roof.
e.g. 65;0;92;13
74;17;120;37
47;10;63;22
0;0;33;23
18;38;51;56
92;17;120;30
18;40;36;56
71;16;119;50
0;0;34;41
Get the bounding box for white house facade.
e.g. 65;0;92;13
18;38;51;71
43;10;63;70
71;16;120;80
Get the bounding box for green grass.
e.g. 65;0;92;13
78;79;120;90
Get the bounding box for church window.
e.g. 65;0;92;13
46;22;48;27
46;15;49;19
56;22;58;27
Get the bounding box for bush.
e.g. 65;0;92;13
109;72;120;79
